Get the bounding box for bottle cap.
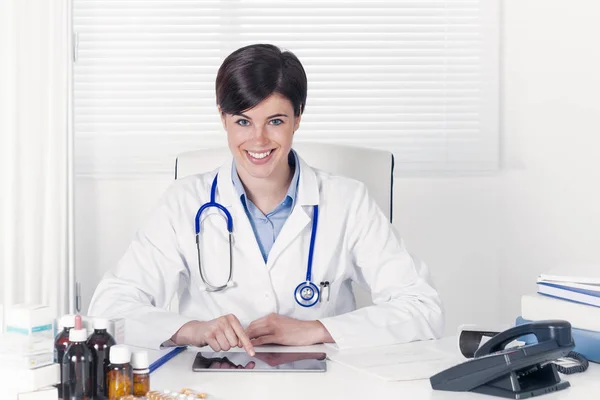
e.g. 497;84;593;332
131;351;149;369
93;318;109;330
67;315;87;342
69;327;88;342
110;344;131;364
61;314;76;329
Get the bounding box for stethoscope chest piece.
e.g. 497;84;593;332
294;281;320;307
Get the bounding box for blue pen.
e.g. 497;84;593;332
149;346;187;374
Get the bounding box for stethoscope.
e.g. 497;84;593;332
195;174;322;307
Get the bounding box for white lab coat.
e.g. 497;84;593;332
88;155;444;350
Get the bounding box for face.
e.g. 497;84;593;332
220;93;301;180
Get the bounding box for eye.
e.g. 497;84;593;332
269;119;284;126
235;119;250;127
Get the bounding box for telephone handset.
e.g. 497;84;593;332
431;320;575;399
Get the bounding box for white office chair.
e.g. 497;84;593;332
176;142;394;222
175;142;395;308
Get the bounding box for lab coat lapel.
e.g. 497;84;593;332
266;157;320;270
215;160;235;207
215;160;265;266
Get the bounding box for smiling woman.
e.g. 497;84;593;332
88;44;444;352
221;93;299;215
216;45;307;213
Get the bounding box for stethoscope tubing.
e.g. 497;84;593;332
195;173;321;306
305;204;318;282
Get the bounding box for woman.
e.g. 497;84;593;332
89;44;443;353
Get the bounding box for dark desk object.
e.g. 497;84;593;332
430;320;575;399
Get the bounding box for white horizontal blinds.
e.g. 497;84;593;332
73;1;226;175
73;0;498;175
226;0;498;172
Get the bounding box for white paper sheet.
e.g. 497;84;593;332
327;339;463;381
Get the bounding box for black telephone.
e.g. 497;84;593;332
430;320;575;399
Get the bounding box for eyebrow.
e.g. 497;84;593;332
233;113;289;120
234;113;252;119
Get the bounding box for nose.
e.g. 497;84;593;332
252;125;268;144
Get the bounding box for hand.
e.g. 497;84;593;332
172;314;255;356
245;313;333;346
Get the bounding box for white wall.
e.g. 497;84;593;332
75;0;600;335
498;0;600;321
404;0;600;328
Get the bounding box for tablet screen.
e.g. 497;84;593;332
192;351;327;372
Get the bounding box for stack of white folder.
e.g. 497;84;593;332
0;304;59;399
0;334;60;399
520;264;600;362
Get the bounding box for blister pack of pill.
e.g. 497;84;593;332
126;388;207;399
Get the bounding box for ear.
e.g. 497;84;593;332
293;111;302;133
218;106;227;130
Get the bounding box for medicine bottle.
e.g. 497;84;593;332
62;315;95;400
132;350;151;397
55;314;75;362
54;314;75;398
106;344;133;400
87;318;116;399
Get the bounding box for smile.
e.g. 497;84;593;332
246;150;272;159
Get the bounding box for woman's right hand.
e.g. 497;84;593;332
172;314;255;356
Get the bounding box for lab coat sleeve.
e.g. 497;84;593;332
88;185;195;350
318;183;444;349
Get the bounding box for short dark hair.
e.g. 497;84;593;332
215;44;307;117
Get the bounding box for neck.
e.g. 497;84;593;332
237;159;293;214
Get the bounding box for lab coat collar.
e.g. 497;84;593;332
295;155;320;206
215;157;236;207
215;152;320;207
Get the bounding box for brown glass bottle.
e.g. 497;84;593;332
106;345;133;400
132;351;150;397
87;318;116;399
62;315;95;400
54;314;75;398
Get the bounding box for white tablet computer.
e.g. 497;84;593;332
192;351;327;372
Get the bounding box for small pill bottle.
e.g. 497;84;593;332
106;344;133;400
132;350;151;397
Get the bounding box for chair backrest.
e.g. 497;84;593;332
175;142;395;222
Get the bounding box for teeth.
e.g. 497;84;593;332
247;150;272;159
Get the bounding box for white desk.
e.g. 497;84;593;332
150;338;600;400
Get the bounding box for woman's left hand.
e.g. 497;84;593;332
246;313;333;346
